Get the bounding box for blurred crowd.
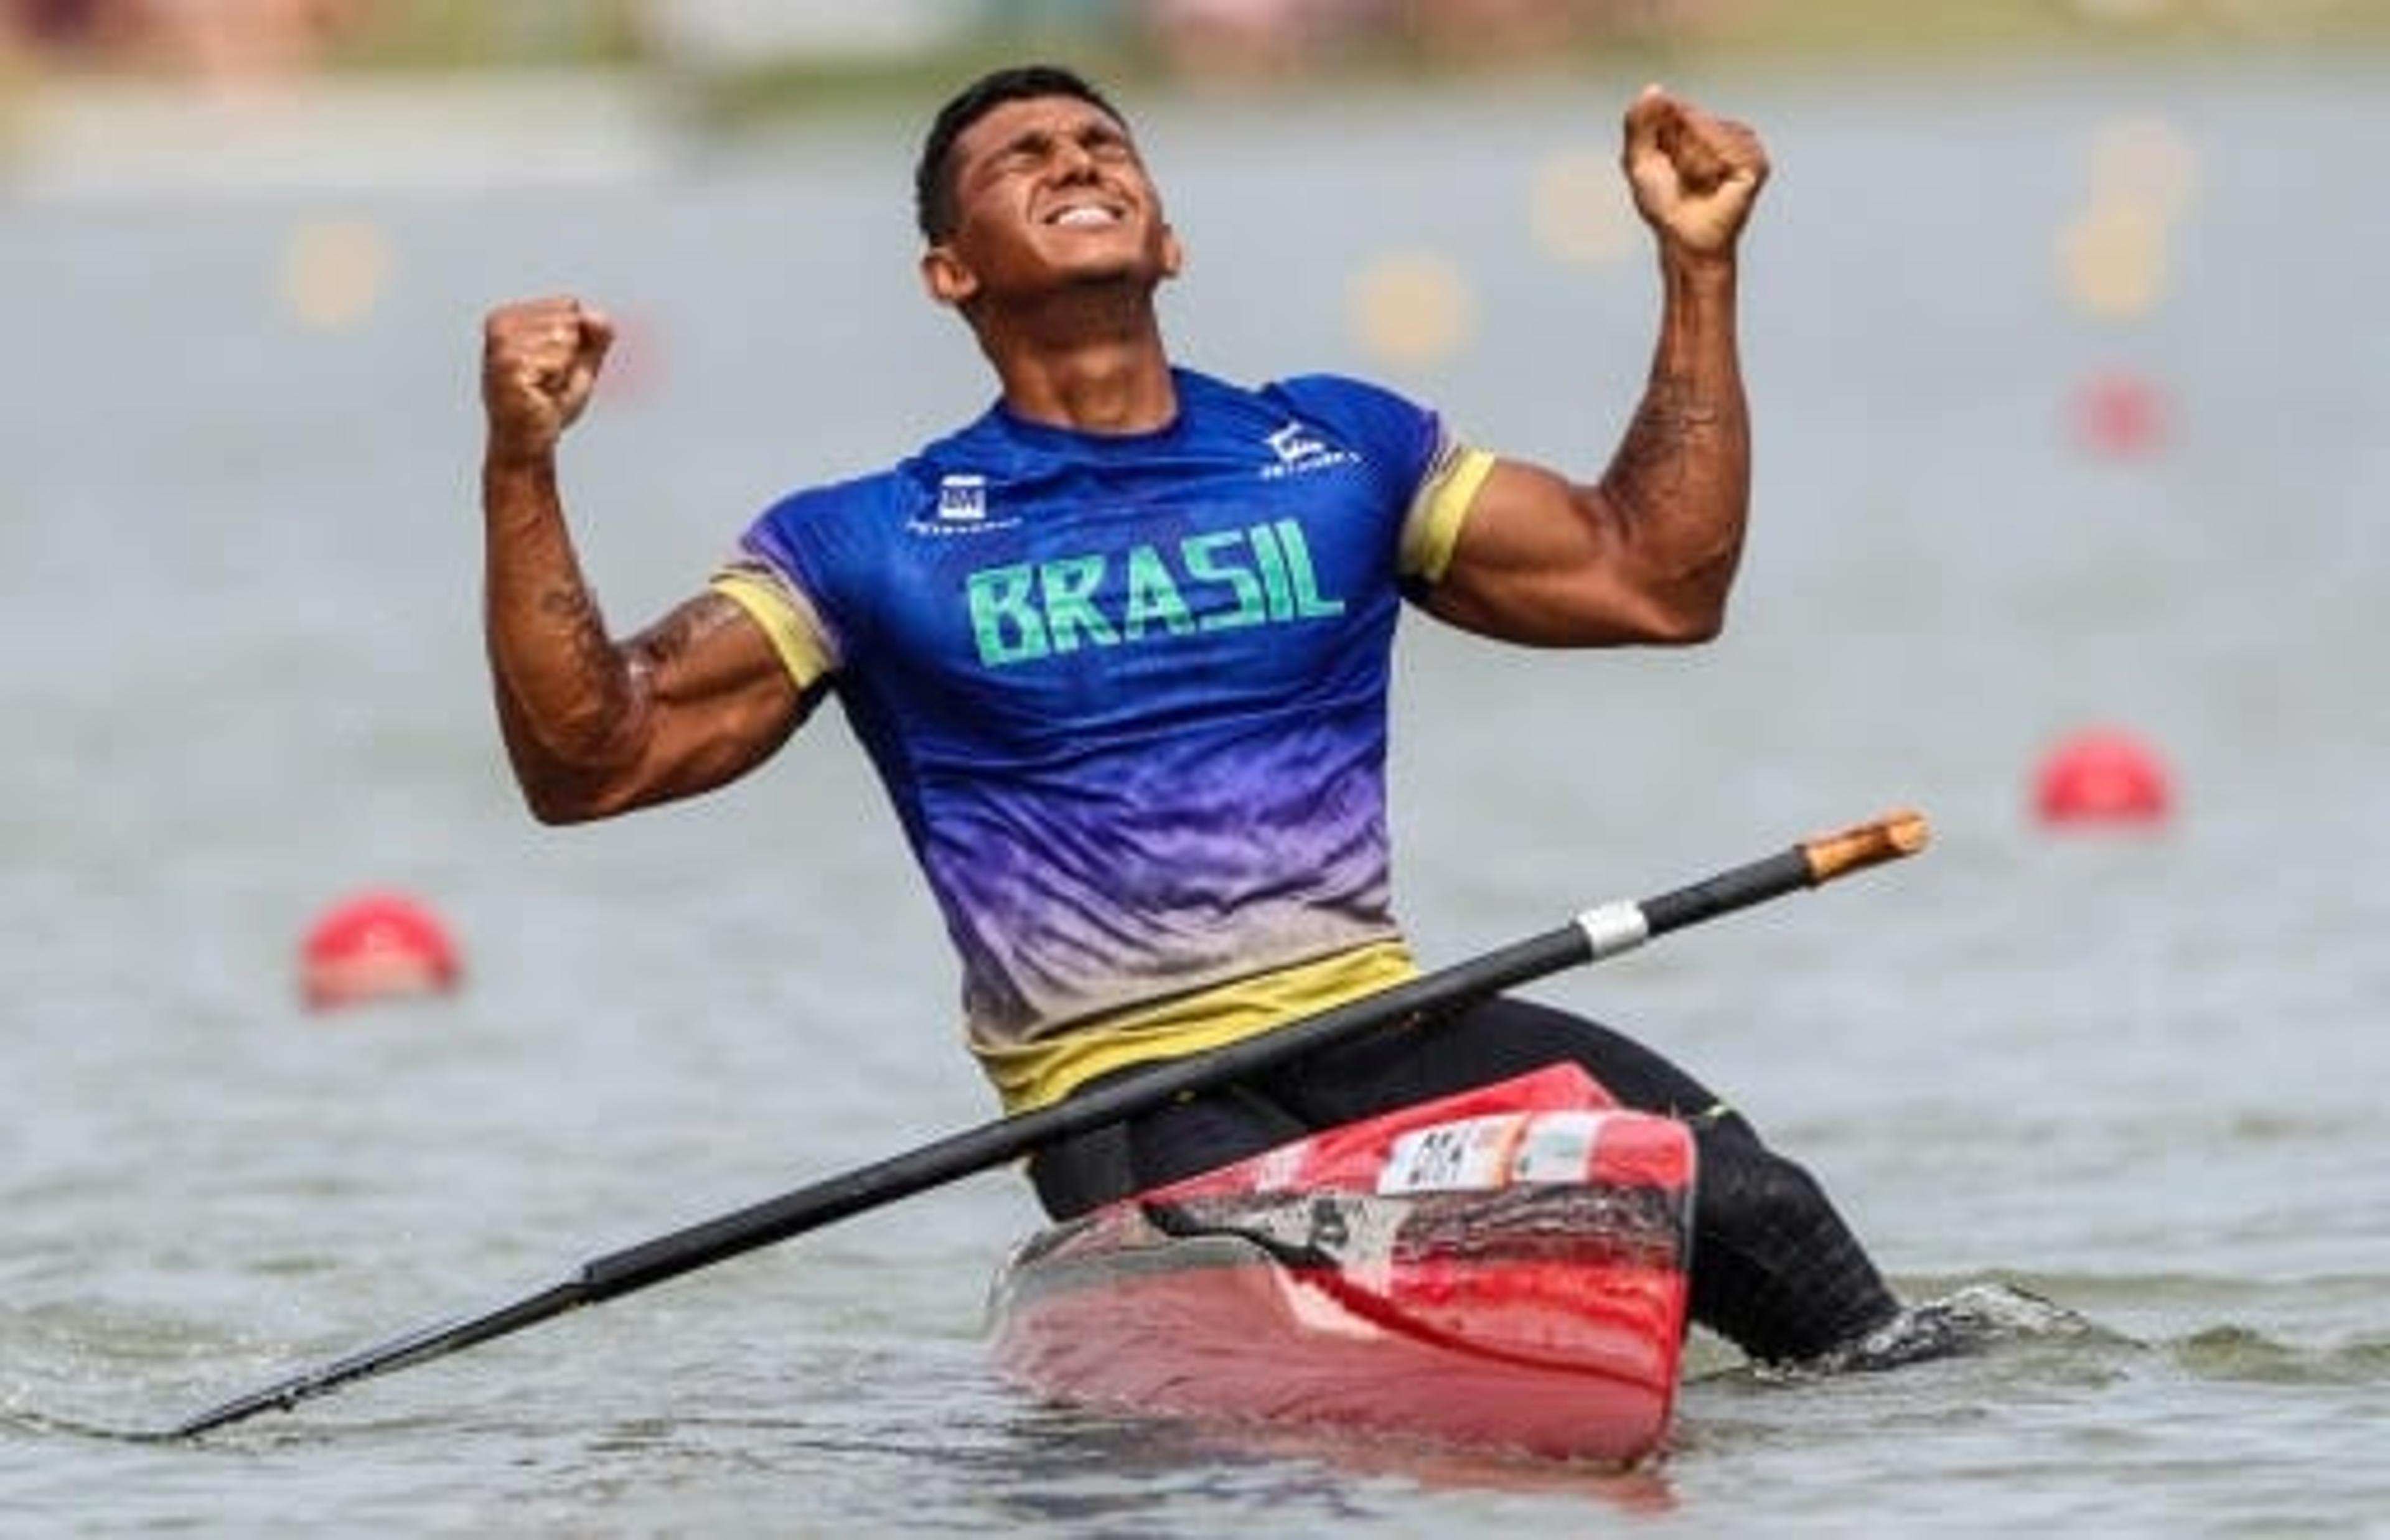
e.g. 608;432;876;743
1;0;2356;88
1;0;367;80
0;0;1708;85
1130;0;1705;76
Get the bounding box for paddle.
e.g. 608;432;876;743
170;808;1927;1438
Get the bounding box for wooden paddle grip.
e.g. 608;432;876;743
1800;809;1930;885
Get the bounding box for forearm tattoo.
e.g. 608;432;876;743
538;581;614;666
484;571;629;774
1608;373;1730;500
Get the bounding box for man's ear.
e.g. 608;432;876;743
1160;224;1184;281
921;245;979;309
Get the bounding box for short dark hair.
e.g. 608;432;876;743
914;64;1128;243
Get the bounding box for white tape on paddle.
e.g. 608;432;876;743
1573;900;1651;960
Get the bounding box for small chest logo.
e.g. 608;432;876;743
937;474;987;523
1262;421;1360;480
909;472;1016;538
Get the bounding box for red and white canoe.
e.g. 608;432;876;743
985;1064;1696;1465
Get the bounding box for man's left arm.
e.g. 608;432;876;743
1421;87;1769;648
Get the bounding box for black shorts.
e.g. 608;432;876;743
1026;993;1736;1220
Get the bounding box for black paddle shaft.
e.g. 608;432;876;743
171;809;1925;1438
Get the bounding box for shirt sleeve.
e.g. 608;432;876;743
1397;429;1496;584
1272;373;1495;586
710;554;837;691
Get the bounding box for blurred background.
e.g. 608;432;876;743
4;1;2386;124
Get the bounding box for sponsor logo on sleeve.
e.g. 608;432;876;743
1262;422;1362;480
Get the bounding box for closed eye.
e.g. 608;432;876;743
993;123;1137;174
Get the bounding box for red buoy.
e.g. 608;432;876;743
300;891;461;1012
2071;371;2170;459
2033;729;2173;826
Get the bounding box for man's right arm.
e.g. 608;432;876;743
482;297;809;824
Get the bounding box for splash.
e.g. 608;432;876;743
1821;1282;2121;1373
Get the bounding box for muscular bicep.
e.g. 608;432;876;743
1418;459;1711;646
622;590;817;795
505;591;814;821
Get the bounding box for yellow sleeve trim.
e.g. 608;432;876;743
970;940;1421;1114
1399;441;1497;584
710;565;834;692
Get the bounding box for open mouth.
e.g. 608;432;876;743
1044;202;1125;228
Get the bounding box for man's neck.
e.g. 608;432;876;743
973;288;1178;434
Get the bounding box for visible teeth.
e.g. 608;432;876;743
1054;206;1115;227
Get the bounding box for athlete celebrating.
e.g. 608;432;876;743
480;65;1906;1364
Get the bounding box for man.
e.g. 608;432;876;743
479;65;1905;1365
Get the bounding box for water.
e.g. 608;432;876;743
6;56;2388;1535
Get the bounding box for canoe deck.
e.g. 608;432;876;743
985;1065;1695;1465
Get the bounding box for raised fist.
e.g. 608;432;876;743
482;296;615;462
1622;88;1771;261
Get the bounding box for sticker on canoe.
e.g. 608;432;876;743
1377;1111;1611;1195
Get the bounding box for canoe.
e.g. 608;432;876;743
984;1063;1696;1465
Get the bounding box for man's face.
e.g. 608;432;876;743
926;95;1181;308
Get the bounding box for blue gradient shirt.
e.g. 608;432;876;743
714;368;1493;1102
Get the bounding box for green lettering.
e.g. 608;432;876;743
1275;520;1346;617
1122;545;1196;640
1038;555;1118;653
967;564;1048;665
1184;531;1265;632
970;525;1341;667
1249;523;1295;621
